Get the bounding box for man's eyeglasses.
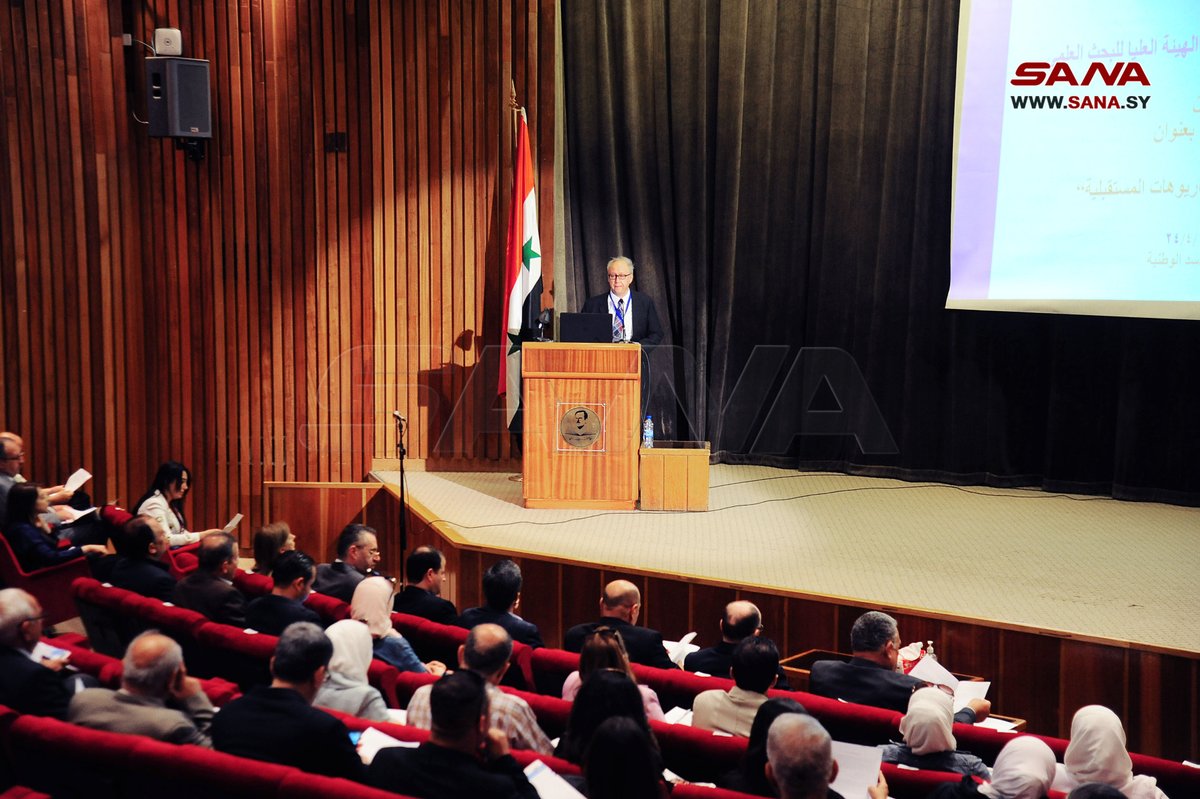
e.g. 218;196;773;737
607;273;632;282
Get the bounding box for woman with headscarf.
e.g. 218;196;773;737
928;736;1057;799
313;619;390;721
1059;705;1168;799
880;686;991;779
561;626;665;721
350;576;446;675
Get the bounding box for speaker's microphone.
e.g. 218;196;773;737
392;411;406;424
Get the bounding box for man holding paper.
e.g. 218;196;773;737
809;611;990;724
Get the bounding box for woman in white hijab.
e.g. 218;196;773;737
881;686;991;779
1059;705;1168;799
351;576;446;675
313;619;390;721
928;735;1057;799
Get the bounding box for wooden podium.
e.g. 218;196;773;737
522;342;640;509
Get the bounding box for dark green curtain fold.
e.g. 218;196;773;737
561;0;1200;505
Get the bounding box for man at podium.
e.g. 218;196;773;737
581;256;664;346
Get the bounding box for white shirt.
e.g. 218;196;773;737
609;292;634;342
136;490;197;547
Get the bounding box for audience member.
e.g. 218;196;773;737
555;669;657;765
693;636;780;736
251;521;295;576
584;716;669;799
394;545;457;624
880;686;990;779
685;599;791;688
212;621;365;780
561;625;665;721
927;736;1057;799
1066;786;1128;799
68;630;213;746
312;523;382;602
1060;705;1168;799
367;669;538;799
245;550;322;634
0;434;22;519
406;623;552;754
809;611;988;723
351;575;443;674
456;559;543;648
109;516;177;602
2;483;105;570
312;618;390;721
0;588;91;719
134;461;223;547
564;579;675;670
766;713;888;799
172;532;247;626
718;697;810;795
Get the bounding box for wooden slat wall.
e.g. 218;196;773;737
0;0;554;541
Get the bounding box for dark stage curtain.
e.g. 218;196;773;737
559;0;1200;505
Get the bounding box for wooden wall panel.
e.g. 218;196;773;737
0;0;553;539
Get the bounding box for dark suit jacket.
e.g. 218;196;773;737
563;617;676;670
109;556;176;602
0;646;74;719
368;741;537;799
684;640;792;689
456;606;543;648
581;289;664;346
211;686;365;781
245;594;322;635
312;560;367;604
172;571;248;627
4;521;86;571
809;656;977;724
394;585;457;625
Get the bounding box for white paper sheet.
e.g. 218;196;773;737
974;716;1019;732
357;726;418;765
663;706;693;726
953;680;991;713
663;631;699;666
63;468;92;494
524;760;586;799
223;513;244;532
829;740;883;799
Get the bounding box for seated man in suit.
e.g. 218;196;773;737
581;256;664;346
456;559;542;648
368;669;538;799
312;523;382;603
246;550;322;635
172;532;247;627
564;579;676;670
809;611;990;724
108;516;176;602
68;631;213;746
693;636;779;737
0;588;92;719
394;545;457;624
685;599;791;689
213;621;364;780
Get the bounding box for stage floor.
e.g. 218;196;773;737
371;466;1200;655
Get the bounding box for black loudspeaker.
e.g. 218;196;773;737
146;57;212;138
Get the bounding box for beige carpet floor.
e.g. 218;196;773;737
374;466;1200;654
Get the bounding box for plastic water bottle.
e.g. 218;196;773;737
642;416;654;449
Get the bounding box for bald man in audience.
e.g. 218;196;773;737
686;599;791;688
109;516;177;602
406;623;553;755
766;713;888;799
563;579;677;670
172;533;247;627
68;631;214;746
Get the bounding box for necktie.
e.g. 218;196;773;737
613;298;626;342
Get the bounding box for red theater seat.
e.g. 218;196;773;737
0;534;92;625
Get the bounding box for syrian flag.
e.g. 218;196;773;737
499;108;543;431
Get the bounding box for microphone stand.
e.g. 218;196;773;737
394;413;409;563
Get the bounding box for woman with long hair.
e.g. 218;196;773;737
2;483;105;570
556;669;658;765
135;461;223;547
251;521;295;576
585;716;670;799
561;626;665;721
718;697;809;795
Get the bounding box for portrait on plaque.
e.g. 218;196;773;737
559;405;603;449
